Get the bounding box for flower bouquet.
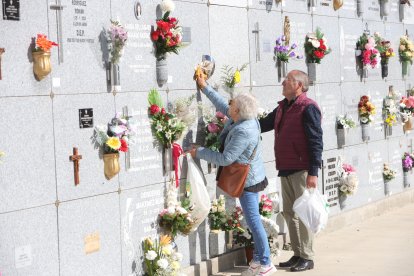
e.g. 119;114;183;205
383;86;399;137
208;195;227;231
151;0;182;86
220;63;248;95
259;194;273;219
383;163;396;196
402;152;414;187
338;163;358;209
32;34;58;80
336;114;356;148
399;96;414;132
374;32;395;78
400;0;411;21
107;20;128;92
356;33;380;78
274;35;303;79
398;35;414;78
304;28;331;83
204;111;226;152
143;235;185;276
94;113;135;180
358;96;376;142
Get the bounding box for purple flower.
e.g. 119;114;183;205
291;43;297;49
289;51;296;57
276;38;282;45
403;156;413;169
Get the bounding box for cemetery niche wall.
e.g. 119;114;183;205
1;0;414;275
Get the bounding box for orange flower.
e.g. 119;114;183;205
35;34;58;52
159;235;172;246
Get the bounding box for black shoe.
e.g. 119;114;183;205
279;256;300;268
290;258;314;272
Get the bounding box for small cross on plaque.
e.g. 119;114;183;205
69;147;82;185
0;48;5;80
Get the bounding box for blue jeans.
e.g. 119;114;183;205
239;190;271;265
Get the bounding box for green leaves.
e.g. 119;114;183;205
148;88;164;107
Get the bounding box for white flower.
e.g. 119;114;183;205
212;199;218;206
155;123;163;132
167;206;176;214
340;184;348;192
211;206;218;213
177;206;188;214
217;206;225;212
339;119;346;126
161;0;175;13
171;261;181;270
173;252;183;261
219;194;225;201
145;250;157;260
310;39;320;48
157;258;169;269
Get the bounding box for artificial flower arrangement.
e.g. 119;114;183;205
208;195;227;231
337;114;357;129
383;86;399;137
383;163;397;181
32;34;58;80
274;35;303;62
222;206;244;232
374;32;395;79
151;0;182;86
93;113;135;180
358;96;376;124
107;20;128;92
356;33;380;78
398;35;414;77
399;96;414;132
338;163;359;197
259;194;273;219
204;111;226;152
220;63;248;92
142;234;185;276
304;27;331;83
402;152;414;172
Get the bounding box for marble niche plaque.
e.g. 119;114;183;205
66;1;95;44
368;150;384;192
322;156;340;208
124;23;152;76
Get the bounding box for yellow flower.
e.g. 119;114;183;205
159;235;172;246
161;245;172;256
144;237;154;247
171;261;180;270
233;70;241;84
106;137;121;150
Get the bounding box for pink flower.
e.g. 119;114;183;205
343;164;355;173
207;122;220;133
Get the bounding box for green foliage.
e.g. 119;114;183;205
148;88;164;107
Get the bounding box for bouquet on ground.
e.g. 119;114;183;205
107;20;128;64
398;96;414;123
358;96;376;124
150;1;182;61
383;163;397;181
402;152;414;172
222;206;244;232
338;163;359;196
356;33;380;69
143;235;185;276
337;114;357;129
204;111;226;152
221;63;248;89
274;35;303;62
208;195;227;231
148;89;186;148
259;194;273;219
374;32;395;65
304;27;331;64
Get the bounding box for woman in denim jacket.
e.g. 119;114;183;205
188;73;277;276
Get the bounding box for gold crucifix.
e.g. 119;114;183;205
0;48;5;80
69;147;82;185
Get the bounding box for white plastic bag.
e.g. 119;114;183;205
292;189;329;234
187;154;211;231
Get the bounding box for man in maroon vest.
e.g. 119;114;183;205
259;70;323;272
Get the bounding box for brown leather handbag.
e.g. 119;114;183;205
217;142;258;198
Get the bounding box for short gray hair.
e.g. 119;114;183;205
292;70;309;92
233;93;258;120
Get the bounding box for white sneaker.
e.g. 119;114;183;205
241;260;261;276
258;264;277;276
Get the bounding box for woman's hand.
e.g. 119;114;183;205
187;144;200;158
196;71;207;90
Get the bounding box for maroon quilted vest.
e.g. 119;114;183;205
274;93;320;170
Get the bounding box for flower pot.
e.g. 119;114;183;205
361;123;370;142
384;180;390;196
209;230;227;258
338;194;347;209
337;128;346;148
162;146;173;176
402;61;410;78
307;62;316;85
357;0;364;17
277;59;288;80
403;171;410;188
400;4;405;21
380;0;390;17
309;0;317;9
384;125;392;138
32;51;52;81
245;246;254;265
403;117;413;133
103;153;120;180
362;66;368;79
110;62;121;92
156;58;168;87
381;63;388;79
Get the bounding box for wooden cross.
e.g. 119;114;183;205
69;147;82;185
0;48;4;80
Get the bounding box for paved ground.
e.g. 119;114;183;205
212;202;414;276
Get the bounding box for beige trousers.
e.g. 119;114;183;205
281;170;314;260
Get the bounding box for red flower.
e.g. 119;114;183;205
150;104;161;115
157;21;170;33
361;95;369;102
119;139;128;152
169;17;177;24
161;108;166;115
314;50;325;59
151;30;160;41
319;44;327;51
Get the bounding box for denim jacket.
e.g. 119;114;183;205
196;85;266;188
